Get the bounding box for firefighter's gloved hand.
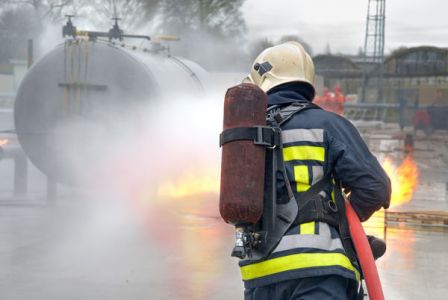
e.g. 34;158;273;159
367;235;386;260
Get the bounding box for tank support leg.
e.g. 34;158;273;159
13;150;28;196
46;178;57;205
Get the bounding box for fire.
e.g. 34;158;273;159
381;155;419;208
0;139;8;146
157;172;220;199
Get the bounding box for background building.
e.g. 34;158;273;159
314;46;448;106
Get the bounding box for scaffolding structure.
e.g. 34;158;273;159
364;0;386;63
361;0;386;102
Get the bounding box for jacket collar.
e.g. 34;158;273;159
267;89;309;106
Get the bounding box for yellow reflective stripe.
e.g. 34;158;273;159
240;252;360;282
283;146;325;162
294;165;309;192
300;221;315;234
331;178;335;202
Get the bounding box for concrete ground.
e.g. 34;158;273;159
2;111;448;299
0;196;447;300
0;195;244;300
378;225;448;300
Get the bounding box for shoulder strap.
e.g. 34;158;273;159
272;101;323;205
267;101;320;126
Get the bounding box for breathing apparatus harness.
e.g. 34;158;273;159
220;101;359;268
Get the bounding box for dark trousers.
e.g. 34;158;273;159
244;275;350;300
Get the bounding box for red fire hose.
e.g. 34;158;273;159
345;200;385;300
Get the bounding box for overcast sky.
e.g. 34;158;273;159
242;0;447;55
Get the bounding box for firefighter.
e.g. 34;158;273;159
333;84;346;116
241;41;391;300
314;87;330;110
322;87;330;111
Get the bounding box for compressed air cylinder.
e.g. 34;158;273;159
219;83;267;225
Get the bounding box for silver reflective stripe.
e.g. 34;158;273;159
319;222;331;236
312;166;324;184
312;166;329;198
282;129;324;144
273;222;343;253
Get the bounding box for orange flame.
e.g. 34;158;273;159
381;155;419;208
157;172;220;199
0;139;8;146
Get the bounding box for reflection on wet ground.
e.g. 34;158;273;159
356;210;448;300
0;192;243;300
1;191;447;299
376;225;448;300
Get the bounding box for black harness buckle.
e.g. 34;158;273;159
220;126;281;149
253;126;277;148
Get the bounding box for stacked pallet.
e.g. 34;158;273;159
386;211;448;226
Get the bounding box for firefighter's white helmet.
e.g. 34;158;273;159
244;41;315;96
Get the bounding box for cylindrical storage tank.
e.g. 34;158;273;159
14;39;208;185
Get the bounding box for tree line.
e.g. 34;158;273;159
0;0;312;71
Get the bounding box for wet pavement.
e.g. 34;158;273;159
2;112;448;299
0;195;244;300
377;226;448;300
0;192;447;300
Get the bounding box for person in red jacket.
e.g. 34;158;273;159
333;84;346;116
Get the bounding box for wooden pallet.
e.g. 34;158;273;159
386;211;448;226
